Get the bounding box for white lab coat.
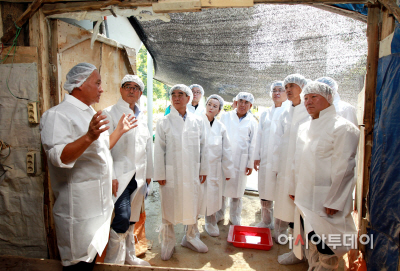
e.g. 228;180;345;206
154;106;209;225
220;110;257;198
293;105;359;258
254;100;290;201
103;98;153;222
40;94;113;266
333;94;358;126
202;118;235;216
274;102;309;222
187;103;205;116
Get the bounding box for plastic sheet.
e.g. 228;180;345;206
332;4;368;16
132;4;367;107
367;49;400;269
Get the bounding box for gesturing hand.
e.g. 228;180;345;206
117;113;138;135
87;110;110;141
245;168;253;176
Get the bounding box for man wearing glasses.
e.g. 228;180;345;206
253;81;289;229
187;84;205;116
102;75;152;266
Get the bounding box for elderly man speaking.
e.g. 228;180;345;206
40;63;137;270
292;82;359;270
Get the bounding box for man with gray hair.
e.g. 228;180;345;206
102;75;152;266
218;92;257;225
40;63;137;270
154;84;209;260
274;74;309;265
292;81;359;270
188;84;205;115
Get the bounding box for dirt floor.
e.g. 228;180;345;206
140;181;311;271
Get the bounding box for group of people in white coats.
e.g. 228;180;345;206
254;73;359;270
40;62;359;271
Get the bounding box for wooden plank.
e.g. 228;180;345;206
0;255;200;271
360;4;380;241
309;3;367;23
200;0;254;8
0;4;3;38
381;5;395;41
1;0;44;44
122;45;137;75
378;0;400;24
29;8;60;260
152;0;201;13
0;45;37;63
49;19;61;107
41;1;153;15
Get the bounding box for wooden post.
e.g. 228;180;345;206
29;8;60;260
360;3;380;252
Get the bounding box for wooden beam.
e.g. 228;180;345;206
122;45;137;75
152;0;201;13
41;0;153;15
309;3;367;23
381;4;396;40
378;0;400;23
200;0;254;8
1;0;44;43
360;3;380;252
254;0;368;4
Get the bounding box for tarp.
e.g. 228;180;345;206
332;4;368;16
367;23;400;271
131;4;367;107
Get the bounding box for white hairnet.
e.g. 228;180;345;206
189;84;204;96
283;74;307;90
303;81;334;104
315;77;338;96
206;94;225;110
121;74;145;92
232;97;237;102
63;63;97;93
236;92;254;104
269;81;285;98
169;84;193;104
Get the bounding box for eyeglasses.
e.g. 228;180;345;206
192;91;202;95
124;86;141;92
271;90;285;93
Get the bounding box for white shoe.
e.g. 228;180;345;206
104;229;128;264
255;221;273;228
305;242;319;271
257;200;274;229
278;251;305;265
215;196;226;223
229;198;242;225
125;224;151;266
160;223;175;261
181;225;208;253
205;214;219;237
273;218;290;243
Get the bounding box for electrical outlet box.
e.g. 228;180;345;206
27;102;39;124
27;152;36;174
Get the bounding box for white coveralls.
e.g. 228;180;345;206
274;102;309;238
102;98;153;265
219;109;257;225
293;105;359;267
187;103;205;116
333;94;358;126
254;100;290;228
154;107;209;259
201;118;234;236
40;94;114;266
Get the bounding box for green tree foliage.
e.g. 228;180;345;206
136;45;170;101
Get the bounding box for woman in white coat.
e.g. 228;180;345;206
254;81;290;228
202;95;234;237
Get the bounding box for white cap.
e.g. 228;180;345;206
63;63;97;93
121;74;145;92
169;84;193;104
236;92;254;104
206;94;225;110
284;74;307;90
303;81;334;104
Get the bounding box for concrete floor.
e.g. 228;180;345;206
140;182;310;270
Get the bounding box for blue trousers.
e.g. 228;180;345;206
111;175;137;233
